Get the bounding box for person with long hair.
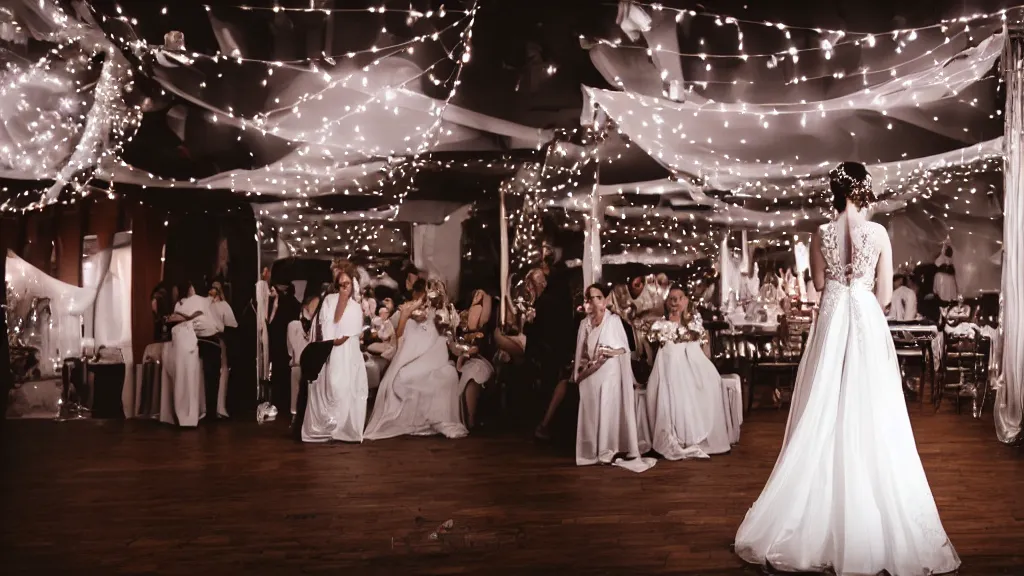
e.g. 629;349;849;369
364;279;467;439
734;162;959;575
571;283;654;472
301;260;369;442
644;285;735;460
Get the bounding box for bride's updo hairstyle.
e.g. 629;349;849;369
828;161;876;212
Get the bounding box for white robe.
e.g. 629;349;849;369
645;314;735;460
364;309;467;440
573;312;655;472
301;294;369;443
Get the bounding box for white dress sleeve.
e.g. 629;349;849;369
338;299;364;339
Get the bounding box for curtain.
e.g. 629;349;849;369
997;28;1024;444
129;202;166;360
412;205;471;301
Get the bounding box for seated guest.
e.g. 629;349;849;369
367;301;397;360
364;279;467;440
452;289;495;430
644;285;734;460
887;274;919;321
302;260;369;443
288;294;320;423
571;284;654;472
361;286;377;320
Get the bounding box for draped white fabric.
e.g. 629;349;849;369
0;0;134;195
886;213;1003;295
572;311;655;472
6;252;101;369
1;3;553;199
996;30;1024;444
412;205;471;301
583;28;1002;186
85;245;134;417
365;309;467;440
302;294;368;443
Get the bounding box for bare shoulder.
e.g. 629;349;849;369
868;221;890;243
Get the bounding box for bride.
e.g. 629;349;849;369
734;162;959;575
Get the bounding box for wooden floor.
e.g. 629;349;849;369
2;402;1023;575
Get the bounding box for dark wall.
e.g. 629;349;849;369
158;197;259;416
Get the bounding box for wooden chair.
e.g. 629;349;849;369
748;315;809;412
891;332;934;404
935;332;989;416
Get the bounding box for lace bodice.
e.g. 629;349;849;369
819;221;883;292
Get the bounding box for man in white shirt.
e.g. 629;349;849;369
888;274;919;321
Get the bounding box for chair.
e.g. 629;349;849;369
935;332;989;416
891;331;934;404
748;314;809;412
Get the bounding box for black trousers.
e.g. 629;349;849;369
198;337;222;418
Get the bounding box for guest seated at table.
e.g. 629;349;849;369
364;279;468;440
366;300;396;360
644;285;734;459
302;261;369;443
570;283;653;472
887;274;919;321
451;289;495;430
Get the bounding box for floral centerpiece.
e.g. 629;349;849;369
647;317;708;346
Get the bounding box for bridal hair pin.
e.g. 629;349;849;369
829;163;876;209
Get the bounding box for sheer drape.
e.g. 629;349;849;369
996;28;1024;444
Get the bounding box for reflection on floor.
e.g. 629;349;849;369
2;402;1022;575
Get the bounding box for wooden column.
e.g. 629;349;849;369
54;205;83;287
129;202;167;360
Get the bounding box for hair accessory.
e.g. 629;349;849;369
829;163;876;209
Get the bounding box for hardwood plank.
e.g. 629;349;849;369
2;403;1022;575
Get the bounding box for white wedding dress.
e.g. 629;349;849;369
645;312;733;460
364;309;468;440
735;218;959;576
302;294;369;443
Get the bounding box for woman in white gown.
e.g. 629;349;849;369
302;263;369;443
364;279;468;440
573;284;654;472
734;162;959;575
645;286;733;459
